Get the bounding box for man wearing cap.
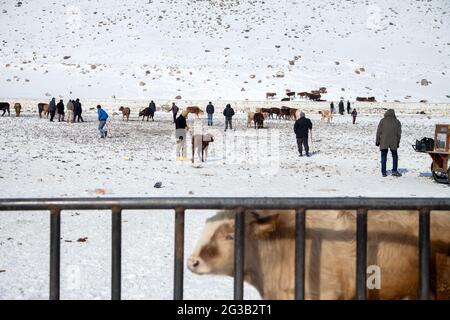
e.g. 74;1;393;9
293;112;312;157
175;110;189;160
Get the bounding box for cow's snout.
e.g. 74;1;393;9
187;257;201;272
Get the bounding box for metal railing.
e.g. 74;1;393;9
1;197;450;300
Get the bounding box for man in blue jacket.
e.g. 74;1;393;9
97;105;109;138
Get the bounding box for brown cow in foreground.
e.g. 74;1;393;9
186;106;204;117
191;133;214;163
188;209;450;299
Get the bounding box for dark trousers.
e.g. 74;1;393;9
225;117;232;130
75;113;84;122
173;112;178;123
352;116;356;124
297;137;309;155
49;111;56;121
381;149;398;174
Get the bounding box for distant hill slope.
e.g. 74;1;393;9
0;0;449;102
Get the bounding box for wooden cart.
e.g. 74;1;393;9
428;124;450;184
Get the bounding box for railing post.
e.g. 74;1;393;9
418;208;431;300
111;207;122;300
295;208;306;300
173;207;185;300
234;208;245;300
49;208;61;300
356;208;367;300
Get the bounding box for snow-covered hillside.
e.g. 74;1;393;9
1;0;450;102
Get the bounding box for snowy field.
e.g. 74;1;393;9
0;100;449;299
0;0;449;102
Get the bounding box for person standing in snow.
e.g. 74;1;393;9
56;99;65;122
347;100;351;114
351;108;357;124
175;110;189;160
170;102;179;123
294;112;312;157
206;101;214;126
97;105;109;138
74;98;84;122
66;100;74;123
223;104;235;131
330;101;335;114
338;100;345;115
49;98;57;122
376;109;402;177
149;100;156;120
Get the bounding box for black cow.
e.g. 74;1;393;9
253;112;264;129
0;102;10;116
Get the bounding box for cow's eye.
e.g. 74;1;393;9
225;234;234;241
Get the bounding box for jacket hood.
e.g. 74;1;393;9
384;109;396;118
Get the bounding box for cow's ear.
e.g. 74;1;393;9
248;212;279;237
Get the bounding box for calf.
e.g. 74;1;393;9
247;112;255;128
191;133;214;163
0;102;10;116
319;110;333;123
14;103;21;117
38;103;49;118
186;106;204;117
139;107;152;121
253;112;264;129
119;106;131;121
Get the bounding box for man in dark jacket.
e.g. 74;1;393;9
223;104;235;131
56;99;65;122
294;112;312;157
74;98;84;122
330;101;335;114
49;98;57;122
351;108;357;124
206;101;214;126
149;100;156;120
376;109;402;177
170;103;179;123
347;100;351;114
338;100;345;115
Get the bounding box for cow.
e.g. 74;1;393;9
139;107;152;121
280;106;291;120
14;103;21;117
0;102;10;116
38;103;49;118
266;92;277;99
269;107;281;119
356;96;376;102
289;108;299;120
188;209;450;300
286;92;296;100
319;110;333;123
281;97;290;102
119;106;131;121
253;112;264;129
311;90;321;95
319;87;327;94
191;133;214;163
305;93;321;101
247;112;255;128
297;92;308;99
186;106;204;117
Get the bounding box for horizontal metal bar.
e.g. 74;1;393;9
1;197;450;211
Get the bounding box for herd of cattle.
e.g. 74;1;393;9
265;87;376;103
0;101;335;129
